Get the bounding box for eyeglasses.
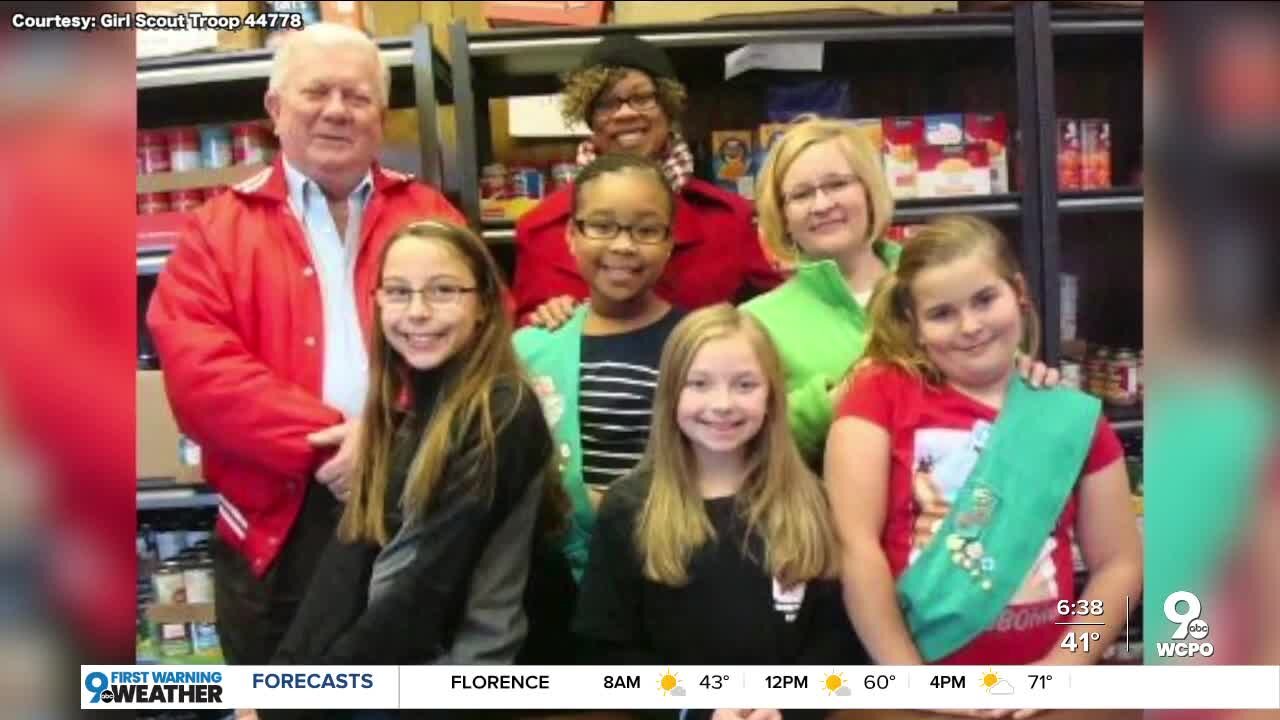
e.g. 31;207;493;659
592;91;659;118
572;218;670;245
375;282;477;310
782;174;860;210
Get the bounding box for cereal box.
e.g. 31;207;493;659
1058;118;1082;191
882;117;924;200
925;114;965;146
1081;118;1112;190
965;112;1009;194
713;130;755;199
917;143;991;198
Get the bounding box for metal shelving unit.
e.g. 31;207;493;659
1058;188;1144;214
450;11;1030;230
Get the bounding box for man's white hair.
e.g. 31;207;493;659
267;22;390;108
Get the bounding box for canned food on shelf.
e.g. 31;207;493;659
138;131;170;174
510;166;544;200
151;560;186;604
137;192;172;215
170;188;205;213
481;163;508;199
183;556;215;604
1061;360;1082;391
233;123;268;165
1108;348;1139;407
199;125;233;169
167;127;201;173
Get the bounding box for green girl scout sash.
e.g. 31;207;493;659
897;376;1102;662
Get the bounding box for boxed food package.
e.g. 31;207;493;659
882;117;924;199
1081;118;1112;189
964;112;1009;193
1058;118;1082;191
924;113;965;146
484;1;608;27
917;143;991;198
712;130;755;199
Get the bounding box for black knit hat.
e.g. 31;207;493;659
579;34;675;79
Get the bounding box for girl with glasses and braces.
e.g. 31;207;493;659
516;153;689;586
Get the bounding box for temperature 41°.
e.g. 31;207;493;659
1061;631;1101;653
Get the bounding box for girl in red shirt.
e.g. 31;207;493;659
825;215;1142;670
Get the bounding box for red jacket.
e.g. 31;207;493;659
146;158;465;577
511;178;783;323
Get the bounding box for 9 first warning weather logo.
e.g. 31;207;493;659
85;670;223;704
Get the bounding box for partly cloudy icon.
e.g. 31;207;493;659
991;680;1015;696
671;687;687;696
835;686;852;697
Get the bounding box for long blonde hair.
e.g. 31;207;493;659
635;304;839;586
862;215;1041;385
340;221;566;544
756;117;895;267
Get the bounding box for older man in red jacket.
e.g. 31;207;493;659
146;22;463;666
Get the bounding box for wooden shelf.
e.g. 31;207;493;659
137;164;267;194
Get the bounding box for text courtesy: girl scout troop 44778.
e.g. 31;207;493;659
145;23;1143;720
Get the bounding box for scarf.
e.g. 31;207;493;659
575;132;694;192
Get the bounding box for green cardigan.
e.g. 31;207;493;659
742;242;901;461
513;306;595;582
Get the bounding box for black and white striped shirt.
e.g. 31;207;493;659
579;309;686;488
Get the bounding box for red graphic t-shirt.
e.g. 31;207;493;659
837;364;1124;664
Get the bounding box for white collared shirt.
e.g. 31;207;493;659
282;158;373;420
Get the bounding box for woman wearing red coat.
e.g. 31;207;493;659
512;34;783;327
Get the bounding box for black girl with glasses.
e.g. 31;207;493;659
515;154;690;592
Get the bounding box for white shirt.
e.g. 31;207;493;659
282;158;373;420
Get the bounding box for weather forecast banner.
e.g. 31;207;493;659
82;665;1280;710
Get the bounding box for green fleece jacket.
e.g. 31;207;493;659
742;241;901;462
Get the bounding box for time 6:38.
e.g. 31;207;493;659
1058;599;1104;616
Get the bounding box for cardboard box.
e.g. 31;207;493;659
1081;118;1112;189
614;1;957;24
917;143;991;197
964;112;1009;193
319;0;369;31
137;370;204;484
712;130;755;199
484;1;608;27
882;116;924;199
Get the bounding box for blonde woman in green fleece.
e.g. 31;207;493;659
745;118;1055;464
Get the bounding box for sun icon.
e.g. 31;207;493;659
981;668;1002;693
658;669;680;695
824;671;848;695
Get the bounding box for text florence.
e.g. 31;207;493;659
451;675;551;690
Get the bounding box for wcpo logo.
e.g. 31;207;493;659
1156;591;1214;658
85;670;224;704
